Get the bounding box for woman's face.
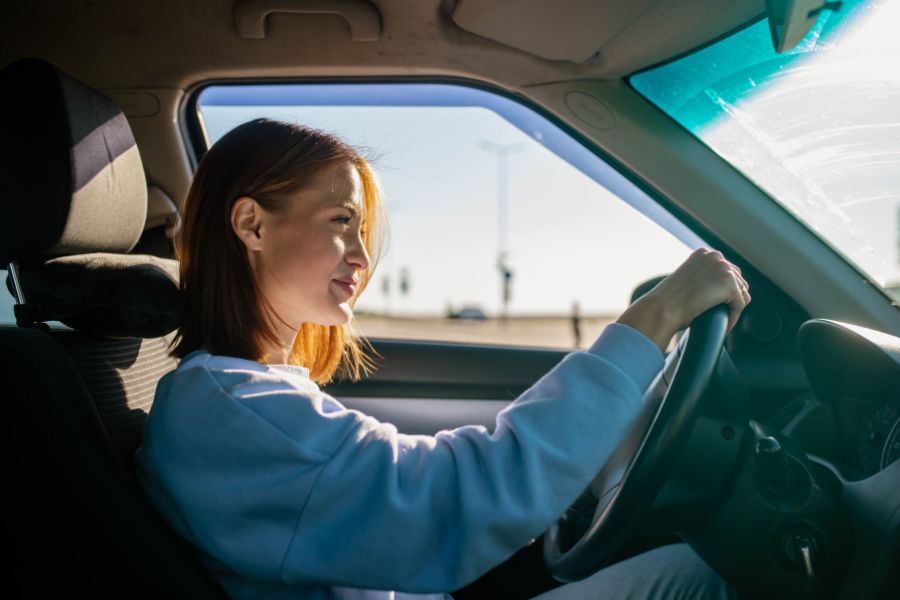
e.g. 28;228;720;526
247;160;370;332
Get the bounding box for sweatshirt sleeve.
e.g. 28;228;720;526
142;323;663;594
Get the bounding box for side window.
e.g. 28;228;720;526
196;84;699;350
0;269;69;330
0;270;14;325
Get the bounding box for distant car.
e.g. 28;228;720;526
450;306;487;320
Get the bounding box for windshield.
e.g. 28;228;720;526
631;0;900;303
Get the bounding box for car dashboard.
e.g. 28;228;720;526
666;316;899;600
793;320;900;481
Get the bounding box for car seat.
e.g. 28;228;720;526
1;57;229;598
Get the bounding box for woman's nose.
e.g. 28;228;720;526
347;232;370;271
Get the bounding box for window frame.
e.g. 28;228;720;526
175;76;719;349
180;75;723;251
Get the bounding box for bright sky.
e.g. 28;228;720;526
200;103;692;317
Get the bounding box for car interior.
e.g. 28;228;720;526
3;1;899;598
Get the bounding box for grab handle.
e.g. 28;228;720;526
234;0;381;41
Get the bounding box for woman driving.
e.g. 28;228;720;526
135;118;748;599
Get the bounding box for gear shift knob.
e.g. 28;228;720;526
754;435;793;495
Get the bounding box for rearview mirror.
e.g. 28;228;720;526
765;0;843;53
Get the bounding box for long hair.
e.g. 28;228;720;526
170;118;388;384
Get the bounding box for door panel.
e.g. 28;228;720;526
322;338;571;434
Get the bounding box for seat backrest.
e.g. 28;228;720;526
54;332;179;473
1;58;228;597
5;327;228;597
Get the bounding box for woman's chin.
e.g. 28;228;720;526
327;305;354;325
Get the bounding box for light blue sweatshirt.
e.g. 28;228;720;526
134;323;664;599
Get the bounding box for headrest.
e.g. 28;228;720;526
0;58;148;265
6;253;186;338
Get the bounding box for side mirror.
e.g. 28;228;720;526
765;0;843;53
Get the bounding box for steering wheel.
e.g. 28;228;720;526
543;303;730;582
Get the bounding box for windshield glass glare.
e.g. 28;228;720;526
631;0;900;303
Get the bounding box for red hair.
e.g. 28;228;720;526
171;118;388;384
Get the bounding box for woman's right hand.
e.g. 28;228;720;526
615;247;751;353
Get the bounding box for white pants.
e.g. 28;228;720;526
336;544;738;600
532;544;739;600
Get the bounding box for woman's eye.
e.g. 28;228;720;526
333;216;352;225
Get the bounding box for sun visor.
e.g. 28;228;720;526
451;0;765;77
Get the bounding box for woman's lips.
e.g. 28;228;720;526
332;279;356;297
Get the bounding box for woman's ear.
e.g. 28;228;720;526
231;196;265;251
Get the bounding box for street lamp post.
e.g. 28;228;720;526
479;140;522;325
